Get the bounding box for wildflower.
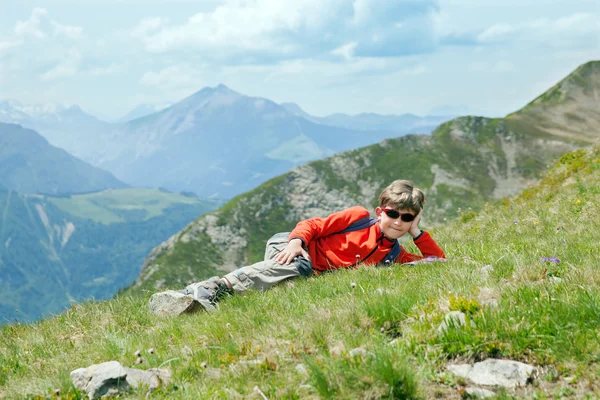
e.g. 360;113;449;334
540;257;560;263
134;349;141;357
135;357;143;364
513;221;518;225
147;348;154;355
351;282;357;289
534;221;539;225
54;389;60;396
576;199;581;204
201;361;207;368
226;323;231;329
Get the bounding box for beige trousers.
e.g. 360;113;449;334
223;232;313;293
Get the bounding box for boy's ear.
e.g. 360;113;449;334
375;207;383;217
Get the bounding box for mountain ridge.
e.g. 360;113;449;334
130;60;600;292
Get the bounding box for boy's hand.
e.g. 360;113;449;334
274;238;310;265
409;208;423;238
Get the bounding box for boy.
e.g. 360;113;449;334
149;180;445;315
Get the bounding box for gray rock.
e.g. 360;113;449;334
70;361;128;399
465;387;496;398
348;347;375;358
70;361;172;399
437;311;469;333
481;265;494;276
295;363;308;376
124;367;171;389
448;359;536;388
148;290;202;316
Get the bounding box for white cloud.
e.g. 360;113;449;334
89;63;124;76
477;23;515;43
331;42;357;60
52;21;84;39
14;8;48;38
0;38;23;57
41;48;82;81
139;65;208;89
14;8;84;40
131;17;165;38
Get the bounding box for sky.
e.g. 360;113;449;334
0;0;598;120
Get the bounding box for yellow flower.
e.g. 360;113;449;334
576;199;581;204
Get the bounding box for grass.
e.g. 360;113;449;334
33;188;219;225
2;146;600;399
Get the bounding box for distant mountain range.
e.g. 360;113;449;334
0;123;126;194
0;188;222;323
130;60;600;292
0;89;454;199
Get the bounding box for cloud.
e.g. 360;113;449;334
14;8;48;38
135;0;440;61
89;63;124;76
131;17;165;38
14;8;84;40
0;38;23;57
41;48;82;81
451;12;599;47
52;21;84;40
139;65;208;89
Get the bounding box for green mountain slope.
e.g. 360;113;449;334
130;60;600;293
0;189;222;323
0;123;127;194
1;146;599;398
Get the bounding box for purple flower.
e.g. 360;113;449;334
513;221;518;225
540;257;560;263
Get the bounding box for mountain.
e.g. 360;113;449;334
0;188;223;323
130;60;600;292
117;103;171;123
0;123;127;194
95;85;410;198
281;102;454;133
2;89;450;200
0;102;111;162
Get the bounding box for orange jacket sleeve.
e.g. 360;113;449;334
397;231;446;263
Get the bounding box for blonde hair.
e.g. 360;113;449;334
379;180;425;213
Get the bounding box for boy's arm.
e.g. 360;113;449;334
397;232;446;264
289;206;370;247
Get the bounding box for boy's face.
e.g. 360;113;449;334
375;206;415;239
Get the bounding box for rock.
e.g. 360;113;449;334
348;347;375;358
437;311;469;333
70;361;172;399
124;367;171;389
481;265;494;276
477;287;499;307
70;361;128;399
447;359;536;388
295;363;309;376
465;387;496;398
148;290;202;316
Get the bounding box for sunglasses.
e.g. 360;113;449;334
383;208;416;222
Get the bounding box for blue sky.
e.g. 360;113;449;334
0;0;598;119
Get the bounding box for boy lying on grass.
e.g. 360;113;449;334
150;180;445;314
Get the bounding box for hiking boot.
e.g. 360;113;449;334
181;277;233;311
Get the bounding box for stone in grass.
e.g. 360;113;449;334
71;361;172;399
465;387;496;398
437;311;471;333
148;290;202;316
447;359;536;388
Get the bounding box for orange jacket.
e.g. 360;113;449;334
289;206;445;272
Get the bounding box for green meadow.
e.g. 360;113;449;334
1;147;599;399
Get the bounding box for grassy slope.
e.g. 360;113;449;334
2;146;600;399
39;188;218;225
134;114;573;292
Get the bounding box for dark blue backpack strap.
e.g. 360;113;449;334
380;241;401;265
337;216;377;234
